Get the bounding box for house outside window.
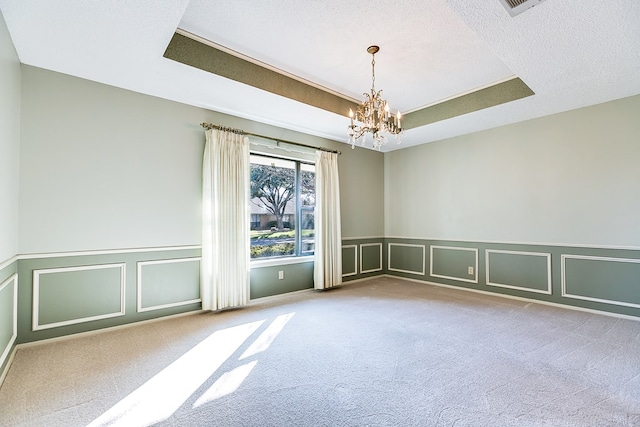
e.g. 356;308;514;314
250;154;315;259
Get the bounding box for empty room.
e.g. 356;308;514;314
1;1;640;426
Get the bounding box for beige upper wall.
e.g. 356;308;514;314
338;144;384;238
0;11;20;263
385;94;640;247
18;65;383;254
14;59;640;253
12;54;640;253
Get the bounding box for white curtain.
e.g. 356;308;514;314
314;151;342;289
201;129;250;310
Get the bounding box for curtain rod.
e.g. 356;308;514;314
200;122;341;155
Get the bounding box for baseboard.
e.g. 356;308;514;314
0;345;17;388
246;288;314;305
341;276;384;286
16;286;335;348
249;277;375;302
10;271;633;390
385;274;640;322
12;286;341;365
16;309;204;349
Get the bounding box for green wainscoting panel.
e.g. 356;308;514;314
17;248;203;343
342;238;385;282
34;264;125;330
0;273;17;371
388;243;426;275
562;255;640;308
250;261;314;299
430;245;478;283
360;243;382;274
384;238;640;318
137;258;201;312
0;278;15;352
0;261;18;379
342;245;358;277
486;250;551;294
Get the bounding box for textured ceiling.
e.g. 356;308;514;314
1;0;639;151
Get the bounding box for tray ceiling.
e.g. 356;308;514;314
1;0;639;151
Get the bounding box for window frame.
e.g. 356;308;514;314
249;152;315;264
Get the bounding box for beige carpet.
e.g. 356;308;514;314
1;276;640;426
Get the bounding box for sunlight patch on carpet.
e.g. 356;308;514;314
240;312;295;360
194;360;258;407
87;320;264;427
190;312;296;407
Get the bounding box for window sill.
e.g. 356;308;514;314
251;255;314;268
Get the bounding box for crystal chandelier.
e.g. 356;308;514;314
348;45;403;150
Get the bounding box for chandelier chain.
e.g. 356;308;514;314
371;56;376;91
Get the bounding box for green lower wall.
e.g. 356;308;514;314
6;236;639;382
7;237;640;347
249;238;388;298
13;237;638;378
138;258;201;311
385;238;640;318
17;248;202;344
0;260;18;380
8;238;386;346
341;238;386;282
250;261;314;299
250;237;388;299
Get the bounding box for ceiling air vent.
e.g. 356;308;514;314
497;0;547;17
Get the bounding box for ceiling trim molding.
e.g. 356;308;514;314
402;77;535;130
175;29;361;105
403;75;519;114
164;31;534;133
164;32;358;117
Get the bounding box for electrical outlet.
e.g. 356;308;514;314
278;270;284;280
468;266;474;275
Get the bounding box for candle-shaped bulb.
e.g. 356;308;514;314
349;109;354;127
396;111;402;129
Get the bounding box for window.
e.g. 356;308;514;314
250;154;315;259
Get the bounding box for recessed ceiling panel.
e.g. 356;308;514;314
178;0;516;112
